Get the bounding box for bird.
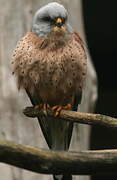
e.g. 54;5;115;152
11;2;87;180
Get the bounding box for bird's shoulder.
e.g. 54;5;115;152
64;32;87;63
11;32;48;73
12;32;47;59
70;32;86;54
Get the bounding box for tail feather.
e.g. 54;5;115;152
25;89;78;180
51;118;73;180
53;174;72;180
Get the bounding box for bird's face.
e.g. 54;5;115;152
51;16;66;33
32;2;72;37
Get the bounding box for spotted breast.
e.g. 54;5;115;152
11;31;87;107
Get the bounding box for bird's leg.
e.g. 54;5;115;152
34;104;43;109
43;104;49;116
52;104;71;116
62;103;71;110
35;104;50;116
52;105;62;116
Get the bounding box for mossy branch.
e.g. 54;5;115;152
23;106;117;129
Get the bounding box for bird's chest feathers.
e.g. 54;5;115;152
37;43;78;90
34;45;77;104
24;38;83;94
14;33;86;104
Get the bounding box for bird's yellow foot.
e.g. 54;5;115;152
35;104;50;116
52;104;71;116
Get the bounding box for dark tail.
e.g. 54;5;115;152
50;118;73;180
25;89;75;180
53;174;72;180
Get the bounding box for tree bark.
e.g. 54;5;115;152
23;107;117;129
0;0;97;180
1;139;117;176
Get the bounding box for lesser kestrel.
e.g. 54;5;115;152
11;2;87;180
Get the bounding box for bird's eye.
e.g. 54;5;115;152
41;16;52;22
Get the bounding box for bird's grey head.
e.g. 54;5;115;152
32;2;73;37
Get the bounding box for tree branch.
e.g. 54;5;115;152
23;107;117;128
1;139;117;175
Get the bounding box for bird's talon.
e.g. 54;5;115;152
52;105;59;111
43;110;48;116
34;104;43;109
34;104;50;116
54;111;60;117
63;103;71;110
51;104;71;117
43;104;48;116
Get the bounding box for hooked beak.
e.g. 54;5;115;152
53;17;66;32
55;17;63;27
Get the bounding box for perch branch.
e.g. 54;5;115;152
1;139;117;175
23;107;117;128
